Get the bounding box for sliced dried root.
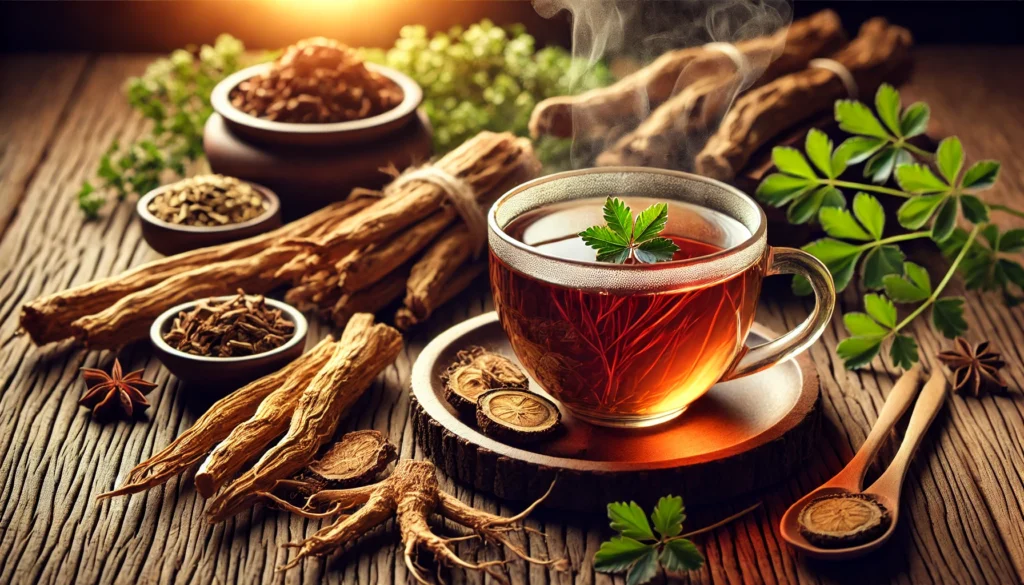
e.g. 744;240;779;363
442;346;528;417
277;459;563;584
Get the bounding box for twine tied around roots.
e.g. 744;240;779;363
809;58;858;99
705;42;753;87
352;165;487;258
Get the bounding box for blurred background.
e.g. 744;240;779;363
2;0;1022;54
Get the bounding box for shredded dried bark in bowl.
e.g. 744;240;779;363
230;37;403;123
162;290;295;357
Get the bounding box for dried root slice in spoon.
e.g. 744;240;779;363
476;388;561;445
442;346;528;417
797;493;891;548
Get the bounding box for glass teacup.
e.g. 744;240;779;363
488;168;835;428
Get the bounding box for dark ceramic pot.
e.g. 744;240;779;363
205;62;433;219
137;181;282;256
150;297;308;392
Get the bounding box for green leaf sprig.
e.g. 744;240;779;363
594;497;704;585
757;83;1024;370
579;197;681;264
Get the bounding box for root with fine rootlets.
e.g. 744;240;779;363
268;459;564;583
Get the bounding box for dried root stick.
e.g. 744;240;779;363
206;313;402;522
278;460;562;585
328;266;410;328
193;317;376;497
21;198;371;346
98;336;336;499
71;244;314;348
336;211;452;293
396;262;485;330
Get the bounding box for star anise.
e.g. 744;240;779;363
79;358;158;421
937;338;1008;396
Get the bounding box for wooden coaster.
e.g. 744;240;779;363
411;312;820;511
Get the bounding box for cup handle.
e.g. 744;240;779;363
720;247;836;381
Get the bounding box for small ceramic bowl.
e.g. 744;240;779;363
210;62;424;148
150;296;308;391
137;181;282;256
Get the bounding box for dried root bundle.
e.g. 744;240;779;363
695;18;913;180
273;459;563;584
596;10;844;168
529;10;844;143
206;313;402;521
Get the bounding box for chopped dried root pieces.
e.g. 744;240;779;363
98;336;336;499
206;314;402;522
476;389;561;445
277;459;563;584
442;346;528;417
797;493;891;548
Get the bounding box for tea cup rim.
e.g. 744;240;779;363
487;167;768;291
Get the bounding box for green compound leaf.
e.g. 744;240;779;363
796;238;862;294
594;536;654;573
661;539;705;573
608;501;656;541
931;196;959;242
900;102;930;137
897;194;946;229
864;293;897;328
836;99;890;139
580;225;628;255
936;137;964;185
650;495;685;539
1000;229;1024;253
635;237;680;264
603;197;634;241
889;334;920;369
864;146;901;184
771;146;818;179
852;192;886;240
960;194;989;224
895;163;949;194
875;84;903;136
863;245;906;290
756;173;815;207
843;312;889;338
961;160;1000;189
806;128;836;178
883;262;932;303
787;186;845;225
905;261;933;293
633;202;670;243
819;207;872;241
932;297;968;339
835;136;886;166
837;336;883;369
626;548;660;585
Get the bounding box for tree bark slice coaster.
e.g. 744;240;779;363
411;312;820;512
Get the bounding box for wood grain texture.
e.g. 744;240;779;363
0;48;1022;585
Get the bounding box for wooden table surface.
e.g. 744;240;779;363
1;47;1022;585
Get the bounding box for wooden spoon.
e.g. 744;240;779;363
780;365;948;559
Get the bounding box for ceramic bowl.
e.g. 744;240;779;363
150;296;308;391
137;181;282;256
204;63;433;219
210;62;424;148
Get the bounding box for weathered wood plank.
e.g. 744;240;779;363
0;47;1022;585
0;54;91;237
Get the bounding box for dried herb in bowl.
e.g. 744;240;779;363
231;37;402;124
163;291;295;357
148;175;268;227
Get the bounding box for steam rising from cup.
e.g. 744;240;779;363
531;0;793;169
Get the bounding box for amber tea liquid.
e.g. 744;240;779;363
491;197;765;425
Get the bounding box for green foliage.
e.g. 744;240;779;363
362;20;612;164
579;198;680;264
834;83;930;183
757;83;1023;370
595;497;704;585
79;34;250;217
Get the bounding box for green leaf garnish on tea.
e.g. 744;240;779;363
579;197;680;264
